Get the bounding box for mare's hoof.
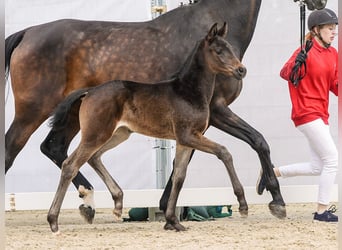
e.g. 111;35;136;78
269;202;286;219
79;204;95;224
164;222;187;232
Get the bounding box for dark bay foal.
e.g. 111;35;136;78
47;23;246;233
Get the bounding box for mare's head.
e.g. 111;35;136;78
203;23;246;80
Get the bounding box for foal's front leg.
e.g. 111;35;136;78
210;105;286;218
88;155;124;221
164;145;193;231
181;132;248;217
41;126;96;223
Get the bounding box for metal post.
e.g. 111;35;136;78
150;0;172;190
154;139;172;188
151;0;167;19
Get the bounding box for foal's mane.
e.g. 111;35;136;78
172;39;205;80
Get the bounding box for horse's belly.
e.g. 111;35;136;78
116;116;175;140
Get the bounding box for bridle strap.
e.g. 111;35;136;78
289;1;313;87
300;3;306;49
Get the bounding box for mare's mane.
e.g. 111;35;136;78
122;39;204;89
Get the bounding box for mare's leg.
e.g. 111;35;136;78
5;113;46;173
41;127;93;190
7;41;94;199
161;106;286;218
5;101;78;176
87;127;132;222
209;105;286;218
179;132;248;217
5;113;93;198
5;43;64;173
164;145;193;231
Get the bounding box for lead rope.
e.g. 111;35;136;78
289;1;313;87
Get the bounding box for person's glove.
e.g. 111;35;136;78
295;50;307;64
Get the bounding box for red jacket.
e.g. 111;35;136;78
280;38;338;127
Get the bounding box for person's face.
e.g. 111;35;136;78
315;24;337;45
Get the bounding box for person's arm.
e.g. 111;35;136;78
330;70;338;96
280;48;301;82
330;53;338;96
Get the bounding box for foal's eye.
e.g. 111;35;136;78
216;49;222;55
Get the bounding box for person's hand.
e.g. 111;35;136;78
295;50;307;64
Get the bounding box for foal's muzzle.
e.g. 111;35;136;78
234;66;247;80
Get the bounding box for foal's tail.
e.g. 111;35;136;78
49;89;90;131
5;29;27;81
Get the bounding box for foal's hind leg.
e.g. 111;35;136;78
41;118;95;222
48;147;94;233
48;124;117;232
87;127;132;222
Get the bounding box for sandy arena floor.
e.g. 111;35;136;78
5;203;338;250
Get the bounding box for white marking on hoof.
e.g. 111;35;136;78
78;185;95;209
112;212;122;222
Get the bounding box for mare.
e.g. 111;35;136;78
6;0;324;221
48;23;246;232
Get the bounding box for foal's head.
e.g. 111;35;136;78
203;23;246;80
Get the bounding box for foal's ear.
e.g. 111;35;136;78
217;22;228;38
206;23;218;43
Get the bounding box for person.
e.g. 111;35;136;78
257;8;338;222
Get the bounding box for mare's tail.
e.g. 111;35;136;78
5;29;27;81
49;89;90;131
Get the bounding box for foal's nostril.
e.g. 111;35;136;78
237;66;247;78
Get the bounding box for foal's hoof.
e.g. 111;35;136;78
238;204;248;218
112;209;123;222
51;230;62;236
164;222;187;232
268;202;286;219
239;209;248;218
79;204;95;224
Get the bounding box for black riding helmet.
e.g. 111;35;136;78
308;8;338;30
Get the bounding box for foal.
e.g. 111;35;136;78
47;23;246;233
